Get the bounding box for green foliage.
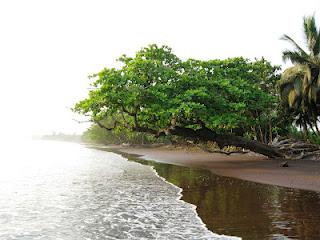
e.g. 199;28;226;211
82;123;166;145
279;15;320;138
287;126;320;145
74;44;283;143
81;117;170;145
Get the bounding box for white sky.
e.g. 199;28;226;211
0;0;318;138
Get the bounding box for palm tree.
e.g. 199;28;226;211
279;15;320;139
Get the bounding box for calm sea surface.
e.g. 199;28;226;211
124;155;320;240
0;140;236;240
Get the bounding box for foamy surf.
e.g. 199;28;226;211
138;158;241;240
0;140;240;240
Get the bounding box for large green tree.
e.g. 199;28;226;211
278;15;320;138
74;44;283;158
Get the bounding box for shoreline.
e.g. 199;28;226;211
144;157;241;240
105;145;320;192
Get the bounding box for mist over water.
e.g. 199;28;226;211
0;140;237;240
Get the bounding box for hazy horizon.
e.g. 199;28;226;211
0;0;319;139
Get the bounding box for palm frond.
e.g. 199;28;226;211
282;50;311;65
280;15;320;124
305;67;312;84
303;15;319;53
314;30;320;56
317;72;320;86
278;65;304;85
278;66;303;99
308;85;319;103
288;90;298;107
281;34;309;56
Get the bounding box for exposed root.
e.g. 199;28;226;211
272;138;320;160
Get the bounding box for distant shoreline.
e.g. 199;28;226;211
104;145;320;192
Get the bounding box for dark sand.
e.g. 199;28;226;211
112;146;320;192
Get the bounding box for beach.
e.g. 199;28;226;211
111;145;320;192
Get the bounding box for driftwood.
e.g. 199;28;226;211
199;137;320;160
271;138;320;160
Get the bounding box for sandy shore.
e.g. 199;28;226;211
110;145;320;192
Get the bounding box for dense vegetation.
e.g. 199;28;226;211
82;122;169;145
278;15;320;139
74;15;320;158
74;45;285;157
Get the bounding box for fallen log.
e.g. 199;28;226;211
271;138;320;160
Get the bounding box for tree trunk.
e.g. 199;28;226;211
106;122;284;159
252;127;257;140
258;125;264;143
268;121;273;144
302;119;309;141
165;126;283;159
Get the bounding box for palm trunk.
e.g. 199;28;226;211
302;119;309;141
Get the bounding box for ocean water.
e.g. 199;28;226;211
125;153;320;240
0;140;238;240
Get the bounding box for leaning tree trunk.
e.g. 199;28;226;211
99;120;320;159
166;126;320;160
165;126;284;159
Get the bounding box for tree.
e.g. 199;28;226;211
278;15;320;138
74;44;283;158
81;117;168;145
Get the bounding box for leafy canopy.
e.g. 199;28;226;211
74;44;279;136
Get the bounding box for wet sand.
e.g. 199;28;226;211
111;146;320;192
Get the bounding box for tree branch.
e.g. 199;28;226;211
120;104;136;116
95;120;119;131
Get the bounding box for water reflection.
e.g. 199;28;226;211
128;157;320;240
